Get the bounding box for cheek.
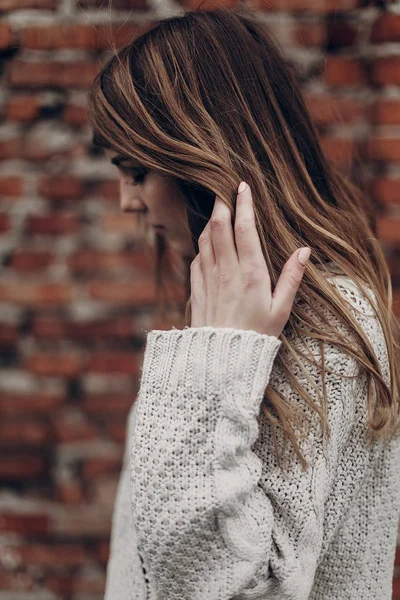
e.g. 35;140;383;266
145;176;173;208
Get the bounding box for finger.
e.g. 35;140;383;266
190;253;206;327
198;219;215;266
271;247;310;320
197;220;215;293
234;183;268;273
209;196;238;272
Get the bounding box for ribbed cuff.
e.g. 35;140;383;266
140;326;282;414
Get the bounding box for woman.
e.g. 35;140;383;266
87;7;400;599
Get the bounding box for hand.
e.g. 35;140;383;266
190;182;311;337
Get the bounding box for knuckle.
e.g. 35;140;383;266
198;233;209;246
217;268;232;286
242;266;263;286
210;217;225;231
286;268;302;290
234;218;252;236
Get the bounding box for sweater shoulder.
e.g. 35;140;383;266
324;272;390;386
272;269;391;424
292;268;389;382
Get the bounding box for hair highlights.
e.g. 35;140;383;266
87;6;400;469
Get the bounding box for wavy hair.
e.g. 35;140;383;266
87;5;400;469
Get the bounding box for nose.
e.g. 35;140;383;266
119;178;147;214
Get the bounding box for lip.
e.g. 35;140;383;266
152;225;165;230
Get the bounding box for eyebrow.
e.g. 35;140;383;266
111;156;134;167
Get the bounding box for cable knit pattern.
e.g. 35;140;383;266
104;272;400;600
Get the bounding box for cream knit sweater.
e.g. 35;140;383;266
104;271;400;599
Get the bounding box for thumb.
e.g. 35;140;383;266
271;247;310;319
190;253;206;327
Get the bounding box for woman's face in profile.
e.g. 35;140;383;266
106;150;195;259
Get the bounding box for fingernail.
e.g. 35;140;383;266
297;247;311;266
238;181;247;194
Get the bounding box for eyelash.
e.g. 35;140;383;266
128;169;148;186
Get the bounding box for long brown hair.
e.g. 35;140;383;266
87;5;400;469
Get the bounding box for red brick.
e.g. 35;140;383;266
63;103;89;126
100;212;143;235
26;353;86;377
0;283;73;306
67;249;153;274
369;178;400;206
55;480;85;505
0;138;23;160
47;573;106;595
6;60;100;89
0;324;17;346
377;217;400;244
367;137;400;162
327;20;357;49
32;316;139;340
0;572;35;592
393;576;400;600
249;0;362;12
74;317;138;340
0;0;55;8
0;213;10;233
89;281;157;305
15;543;89;567
82;455;122;479
106;422;129;442
31;318;65;339
370;13;400;43
24;141;79;162
25;213;80;235
370;57;400;86
386;255;400;279
293;22;326;47
0;392;65;415
11;249;53;271
21;24;96;50
307;94;365;125
0;456;45;479
0;23;12;48
368;100;400;125
88;352;139;374
0;175;23;196
95;540;110;563
0;513;49;535
21;23;142;51
149;310;186;331
67;250;129;273
4;94;41;122
38;175;84;200
320;136;357;165
324;57;365;86
84;394;136;416
79;0;147;8
98;180;119;200
93;22;144;50
79;316;138;339
0;420;50;446
176;0;238;10
53;416;98;442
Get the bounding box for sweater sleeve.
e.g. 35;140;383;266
130;323;370;600
104;399;149;600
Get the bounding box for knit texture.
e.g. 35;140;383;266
104;271;400;600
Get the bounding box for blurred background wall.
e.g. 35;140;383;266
0;0;399;598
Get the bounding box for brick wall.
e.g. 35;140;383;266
0;0;399;598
